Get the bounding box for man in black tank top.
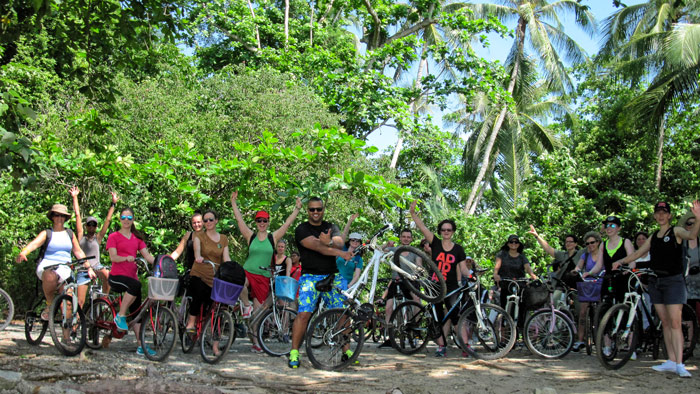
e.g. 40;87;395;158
617;201;700;378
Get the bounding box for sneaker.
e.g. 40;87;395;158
630;352;637;361
136;346;157;356
114;315;128;331
341;349;359;365
251;345;263;353
241;304;253;319
288;349;300;369
572;342;584;352
652;360;677;372
378;339;391;349
677;364;692;378
435;346;447;357
602;346;612;357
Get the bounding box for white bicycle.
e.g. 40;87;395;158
304;225;446;370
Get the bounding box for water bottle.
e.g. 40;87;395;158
153;263;161;278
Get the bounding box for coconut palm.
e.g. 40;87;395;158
600;0;700;190
460;0;595;213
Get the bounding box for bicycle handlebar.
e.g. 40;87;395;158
42;256;96;271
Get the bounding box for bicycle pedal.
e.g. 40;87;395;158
102;335;112;349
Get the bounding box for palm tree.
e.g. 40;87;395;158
448;53;565;214
600;0;700;190
461;0;595;214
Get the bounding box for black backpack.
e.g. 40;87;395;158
36;228;74;263
215;261;246;285
249;232;276;268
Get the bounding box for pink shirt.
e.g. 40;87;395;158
106;231;146;279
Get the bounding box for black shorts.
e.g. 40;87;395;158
108;275;142;314
648;275;687;305
435;292;460;325
386;279;416;300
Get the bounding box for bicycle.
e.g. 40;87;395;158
522;274;577;359
256;265;298;357
47;256;95;356
453;267;517;360
596;267;698;369
304;225;446;370
85;258;179;362
200;262;240;364
0;286;14;331
25;278;50;345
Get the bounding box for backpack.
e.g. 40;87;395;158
153;255;179;279
36;228;74;263
215;260;246;285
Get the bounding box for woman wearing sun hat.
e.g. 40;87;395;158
16;202;91;320
615;200;700;378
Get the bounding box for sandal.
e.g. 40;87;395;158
40;309;50;321
185;327;196;335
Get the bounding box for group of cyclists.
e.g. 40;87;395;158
14;187;700;378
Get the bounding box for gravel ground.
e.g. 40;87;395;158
0;320;699;393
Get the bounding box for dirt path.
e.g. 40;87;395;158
0;321;698;393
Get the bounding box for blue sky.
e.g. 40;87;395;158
366;0;646;153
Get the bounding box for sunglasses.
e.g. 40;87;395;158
440;228;454;232
605;223;617;229
508;240;520;244
120;215;133;220
203;218;216;223
350;239;361;242
585;241;598;246
255;218;268;223
686;221;696;226
86;222;98;227
308;207;323;213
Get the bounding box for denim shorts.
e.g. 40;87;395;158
75;263;106;286
648;274;687;305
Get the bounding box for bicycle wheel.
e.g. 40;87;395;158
25;301;48;345
48;294;87;356
388;301;429;355
595;303;640;370
0;288;14;331
523;309;575;359
305;308;364;371
201;309;235;364
140;304;178;362
85;298;114;350
393;246;446;303
257;307;297;357
456;303;516;360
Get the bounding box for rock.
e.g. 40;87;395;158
386;388;403;394
535;388;557;394
0;370;21;390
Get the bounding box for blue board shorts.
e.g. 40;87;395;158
297;274;348;313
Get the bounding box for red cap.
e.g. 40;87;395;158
255;211;270;219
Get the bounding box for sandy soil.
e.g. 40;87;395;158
0;320;698;393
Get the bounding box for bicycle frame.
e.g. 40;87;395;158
607;269;656;342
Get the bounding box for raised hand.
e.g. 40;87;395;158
692;200;700;218
231;191;238;205
409;200;417;214
111;191;119;204
70;186;80;197
295;197;302;210
527;225;538;237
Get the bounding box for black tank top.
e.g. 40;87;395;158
185;232;195;270
650;228;683;277
603;239;628;273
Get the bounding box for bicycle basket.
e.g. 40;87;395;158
148;277;179;301
275;276;298;302
522;281;549;309
211;278;244;306
576;279;602;302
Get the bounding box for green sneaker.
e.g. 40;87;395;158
288;349;300;369
341;349;359;365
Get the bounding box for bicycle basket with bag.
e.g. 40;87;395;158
523;280;549;309
215;261;246;285
576;279;602;302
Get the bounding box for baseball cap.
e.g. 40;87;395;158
255;211;270;219
602;216;621;226
85;216;98;225
654;201;671;213
348;232;362;241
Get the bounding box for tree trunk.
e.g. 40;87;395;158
390;40;429;169
464;17;526;213
284;0;290;47
310;1;315;46
246;0;262;50
655;115;665;191
467;148;499;215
